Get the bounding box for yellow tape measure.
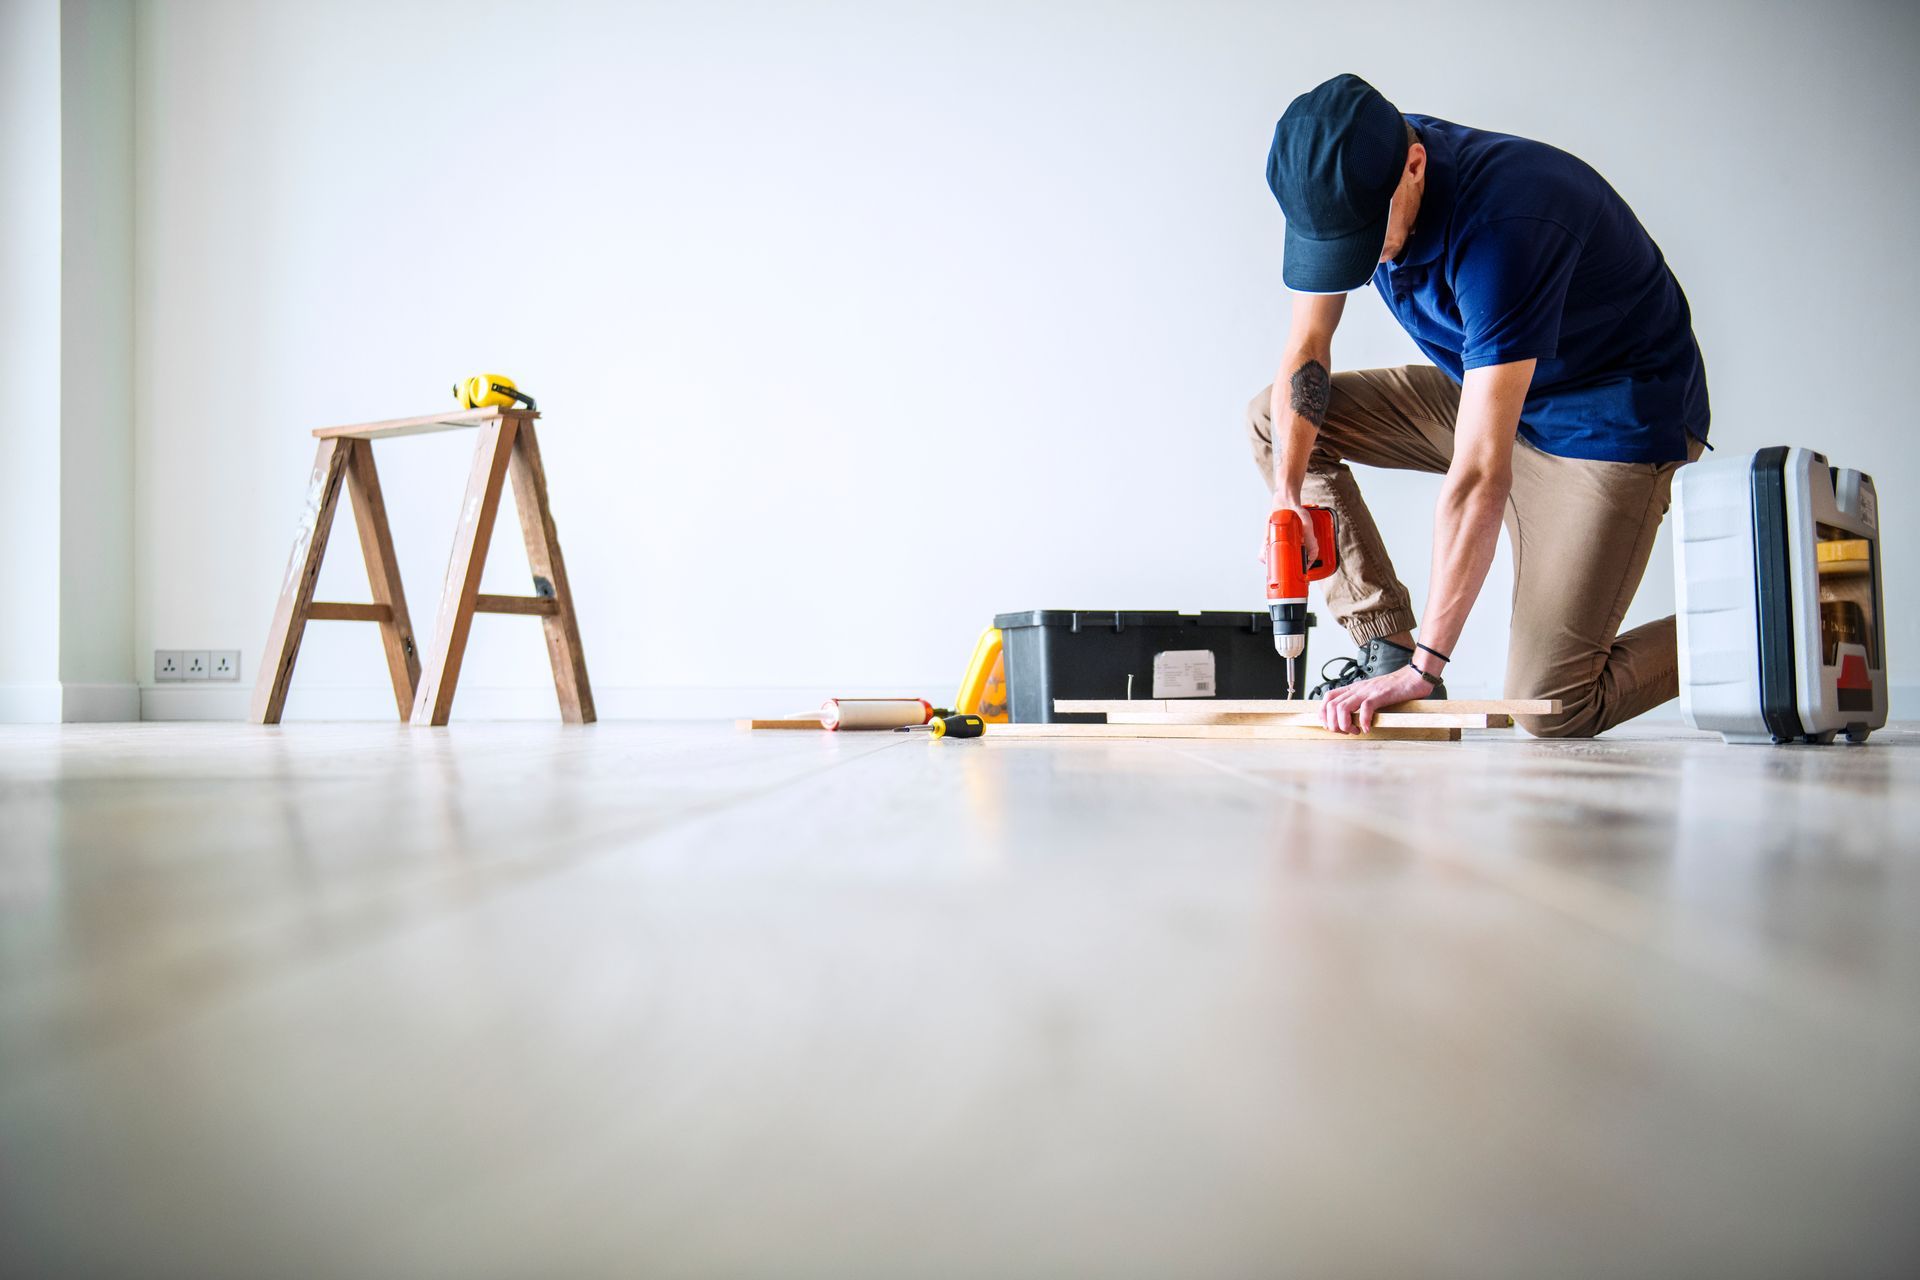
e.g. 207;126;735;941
453;374;536;412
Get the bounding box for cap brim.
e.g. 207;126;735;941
1282;213;1389;294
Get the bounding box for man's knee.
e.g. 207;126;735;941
1515;706;1603;739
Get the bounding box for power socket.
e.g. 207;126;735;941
155;648;243;683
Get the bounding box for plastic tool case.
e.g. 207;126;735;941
994;610;1307;723
1675;447;1887;744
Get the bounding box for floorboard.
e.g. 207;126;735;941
1;722;1916;1279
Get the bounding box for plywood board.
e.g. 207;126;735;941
990;723;1460;743
1102;710;1508;729
738;718;827;731
1055;697;1559;716
312;406;538;441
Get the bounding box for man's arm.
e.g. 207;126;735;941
1320;358;1534;733
1269;294;1346;561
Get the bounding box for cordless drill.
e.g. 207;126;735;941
1265;506;1338;698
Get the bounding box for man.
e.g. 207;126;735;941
1250;74;1709;737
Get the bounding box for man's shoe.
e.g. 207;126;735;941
1307;637;1447;699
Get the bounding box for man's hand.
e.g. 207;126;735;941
1320;664;1432;734
1268;497;1320;569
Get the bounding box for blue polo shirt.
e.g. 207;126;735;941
1377;115;1709;463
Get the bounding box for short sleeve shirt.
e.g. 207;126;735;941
1376;116;1710;463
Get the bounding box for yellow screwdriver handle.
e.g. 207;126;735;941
929;713;985;740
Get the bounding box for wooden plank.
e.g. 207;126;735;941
249;439;350;724
1055;698;1560;716
410;417;520;726
737;718;828;731
1103;710;1507;729
506;421;596;724
312;406;538;442
472;593;561;616
991;723;1460;743
305;601;392;623
343;440;421;719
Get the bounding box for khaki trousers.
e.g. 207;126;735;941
1246;365;1704;738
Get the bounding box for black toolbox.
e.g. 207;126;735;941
993;610;1311;723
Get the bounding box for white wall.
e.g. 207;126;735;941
1;0;65;722
60;0;136;718
130;0;1920;719
0;0;138;724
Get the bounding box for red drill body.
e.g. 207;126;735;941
1265;506;1338;696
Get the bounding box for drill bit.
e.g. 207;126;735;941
1274;633;1305;700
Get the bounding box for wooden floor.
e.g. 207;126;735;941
2;722;1917;1279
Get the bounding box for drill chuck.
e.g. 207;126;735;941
1269;601;1307;652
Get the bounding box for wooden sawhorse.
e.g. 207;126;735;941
250;406;595;726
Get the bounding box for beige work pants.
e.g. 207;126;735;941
1246;364;1704;738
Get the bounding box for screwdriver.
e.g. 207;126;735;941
892;713;986;739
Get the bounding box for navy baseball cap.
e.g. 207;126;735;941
1267;74;1410;293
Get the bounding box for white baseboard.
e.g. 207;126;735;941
0;683;63;724
62;682;142;722
0;682;142;723
137;683;946;722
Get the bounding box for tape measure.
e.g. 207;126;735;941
453;374;537;412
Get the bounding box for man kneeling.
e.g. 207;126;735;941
1252;75;1710;737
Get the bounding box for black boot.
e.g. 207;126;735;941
1308;637;1447;699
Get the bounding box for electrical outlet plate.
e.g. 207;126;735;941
210;650;242;681
155;650;184;682
183;650;211;681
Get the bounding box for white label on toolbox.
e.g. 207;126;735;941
1152;650;1216;698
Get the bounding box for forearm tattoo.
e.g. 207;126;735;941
1288;359;1331;428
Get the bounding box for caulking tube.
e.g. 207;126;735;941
820;698;933;731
